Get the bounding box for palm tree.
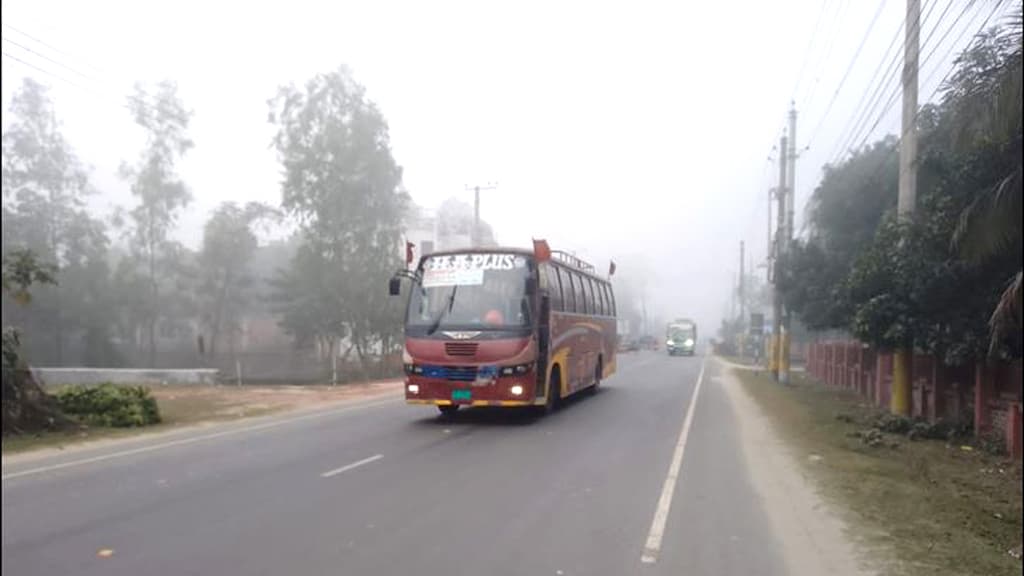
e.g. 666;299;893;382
950;3;1022;354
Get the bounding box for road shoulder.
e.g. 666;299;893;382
2;381;402;468
715;357;875;576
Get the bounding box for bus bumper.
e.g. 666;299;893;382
404;377;541;407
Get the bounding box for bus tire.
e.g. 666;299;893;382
438;405;460;418
590;358;602;394
544;368;562;414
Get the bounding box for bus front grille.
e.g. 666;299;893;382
445;342;479;357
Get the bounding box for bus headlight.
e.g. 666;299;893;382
666;339;673;346
510;385;524;396
684;339;694;347
407;384;420;394
501;363;533;376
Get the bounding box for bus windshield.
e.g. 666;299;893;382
407;253;533;331
668;324;695;341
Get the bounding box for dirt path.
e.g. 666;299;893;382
716;359;874;576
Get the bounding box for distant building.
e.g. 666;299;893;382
402;199;498;265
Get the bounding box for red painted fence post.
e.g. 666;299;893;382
930;361;946;423
1007;403;1023;461
974;362;992;437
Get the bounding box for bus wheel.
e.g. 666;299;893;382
438;405;460;418
544;369;562;414
590;359;602;394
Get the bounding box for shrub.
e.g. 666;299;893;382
56;383;161;428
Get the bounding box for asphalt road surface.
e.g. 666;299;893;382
3;352;792;576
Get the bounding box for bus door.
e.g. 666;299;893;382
537;281;551;398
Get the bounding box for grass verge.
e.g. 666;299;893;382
732;367;1022;576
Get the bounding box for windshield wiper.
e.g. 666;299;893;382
426;286;458;335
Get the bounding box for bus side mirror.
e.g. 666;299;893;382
388;277;401;296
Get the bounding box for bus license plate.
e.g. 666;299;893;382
452;390;471;401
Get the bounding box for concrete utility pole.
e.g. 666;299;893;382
786;105;797;244
892;0;920;416
771;135;787;382
739;241;745;324
466;182;498;247
779;105;798;385
767;186;774;283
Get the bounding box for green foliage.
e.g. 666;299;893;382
1;248;57;305
119;80;194;367
944;18;1023;353
268;67;408;367
781;138;898;330
198;202;279;357
56;383;161;428
786;18;1022;362
2;250;72;434
1;78;118;364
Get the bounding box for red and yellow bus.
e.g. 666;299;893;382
389;240;617;416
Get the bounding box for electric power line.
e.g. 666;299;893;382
1;50;85;89
2;50;155;116
1;22;107;75
855;0;1009;186
831;0;956;164
816;0;941;160
851;0;996;157
803;0;888;149
2;36;95;81
2;24;162;115
802;0;854;113
791;0;833;105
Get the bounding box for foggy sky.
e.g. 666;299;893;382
1;0;994;336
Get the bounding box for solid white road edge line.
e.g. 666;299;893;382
640;357;706;564
320;454;384;478
2;397;400;482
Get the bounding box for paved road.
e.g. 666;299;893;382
2;352;787;576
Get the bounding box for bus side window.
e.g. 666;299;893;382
567;272;578;314
596;280;607;316
562;268;576;313
607;284;616;317
575;273;588;315
585;277;597;316
547;265;563;312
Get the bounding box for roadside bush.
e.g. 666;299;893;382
56;384;161;428
875;413;914;434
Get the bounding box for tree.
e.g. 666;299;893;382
1;78;115;365
786;17;1022;364
780;137;898;330
268;67;409;372
946;15;1023;354
119;80;194;367
198;202;278;357
1;249;72;435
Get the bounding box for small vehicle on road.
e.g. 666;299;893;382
639;335;659;351
666;319;697;356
